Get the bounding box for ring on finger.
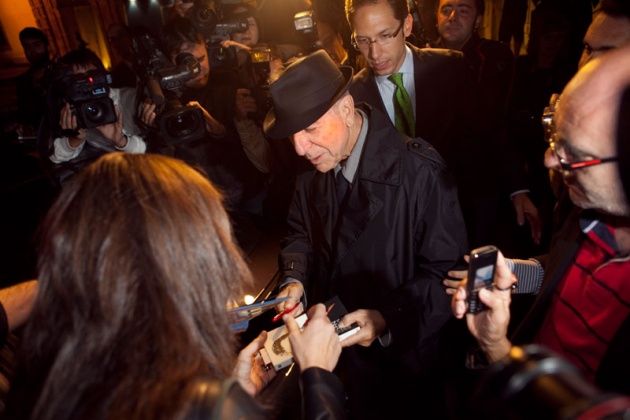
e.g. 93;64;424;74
493;282;517;293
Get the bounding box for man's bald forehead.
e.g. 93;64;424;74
555;43;630;162
564;44;630;113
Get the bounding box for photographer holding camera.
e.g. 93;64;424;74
44;49;146;181
140;17;267;250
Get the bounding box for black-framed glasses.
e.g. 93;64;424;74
542;100;618;174
352;21;404;51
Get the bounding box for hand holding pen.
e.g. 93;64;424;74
275;282;305;315
272;302;300;322
283;303;342;372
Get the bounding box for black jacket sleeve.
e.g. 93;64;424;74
300;367;346;420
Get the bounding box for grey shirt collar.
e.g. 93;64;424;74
334;108;369;184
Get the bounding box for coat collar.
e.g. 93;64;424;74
308;104;404;266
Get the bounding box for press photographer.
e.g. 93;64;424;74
140;16;268;252
188;0;249;69
131;28;207;145
41;48;146;184
293;2;362;71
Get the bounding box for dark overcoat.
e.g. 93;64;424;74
280;104;468;373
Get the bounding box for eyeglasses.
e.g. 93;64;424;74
548;141;618;174
541;100;618;174
352;21;404;51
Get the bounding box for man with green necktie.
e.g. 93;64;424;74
347;0;540;250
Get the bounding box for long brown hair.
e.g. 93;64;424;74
7;153;252;419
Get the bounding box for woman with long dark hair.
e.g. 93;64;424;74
6;153;344;419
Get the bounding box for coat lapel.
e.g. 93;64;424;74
332;108;402;267
309;170;337;256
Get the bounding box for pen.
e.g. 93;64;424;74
304;303;335;327
273;302;299;323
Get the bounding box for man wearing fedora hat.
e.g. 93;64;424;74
265;50;467;417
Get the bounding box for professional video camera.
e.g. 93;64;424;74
44;63;117;132
131;30;206;145
186;0;248;69
470;345;630;419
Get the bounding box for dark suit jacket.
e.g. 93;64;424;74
459;34;515;117
511;207;630;394
349;44;527;199
281;105;468;373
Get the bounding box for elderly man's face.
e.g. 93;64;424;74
578;13;630;69
436;0;481;50
546;83;628;217
291;95;355;173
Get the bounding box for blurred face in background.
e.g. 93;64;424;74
172;0;195;17
232;12;260;47
315;20;348;66
107;25;134;61
436;0;481;50
21;37;49;66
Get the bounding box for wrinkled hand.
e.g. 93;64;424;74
284;304;341;372
233;331;276;396
337;309;386;348
59;103;86;146
452;250;514;363
140;98;157;127
512;193;542;245
275;283;304;317
234;88;257;121
95;105;126;148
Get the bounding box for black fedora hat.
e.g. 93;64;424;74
263;50;354;139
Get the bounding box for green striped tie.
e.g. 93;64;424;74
388;73;415;137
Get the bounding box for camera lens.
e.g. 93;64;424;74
85;103;104;122
164;109;202;138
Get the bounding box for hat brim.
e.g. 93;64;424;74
263;65;354;139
